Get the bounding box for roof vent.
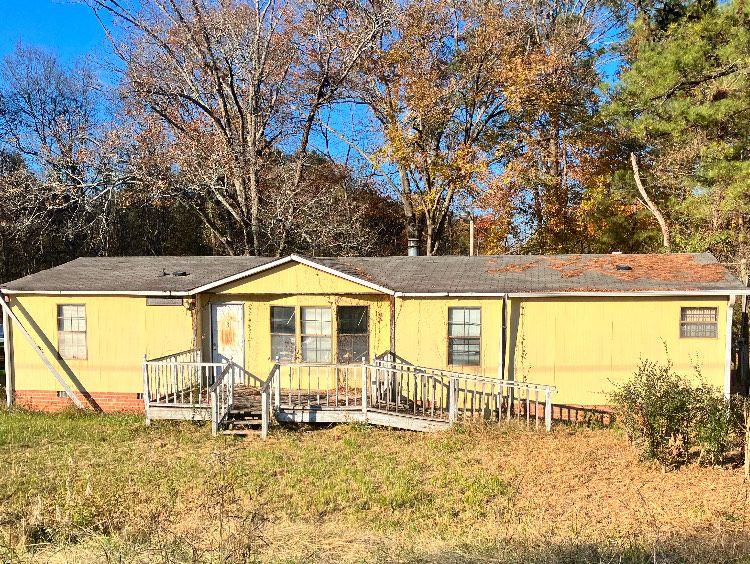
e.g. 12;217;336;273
615;264;632;271
172;271;189;277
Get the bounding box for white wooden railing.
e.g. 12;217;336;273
373;359;555;430
143;357;224;407
144;352;557;435
209;363;235;435
270;360;556;432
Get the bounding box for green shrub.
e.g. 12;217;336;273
610;360;694;467
610;359;742;469
691;386;742;465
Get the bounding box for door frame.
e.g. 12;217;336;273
209;301;245;366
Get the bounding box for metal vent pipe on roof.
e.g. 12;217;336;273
407;238;420;257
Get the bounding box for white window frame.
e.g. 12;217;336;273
680;307;718;338
447;307;481;366
57;304;87;360
301;307;332;363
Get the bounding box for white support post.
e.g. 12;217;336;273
544;388;552;432
261;390;269;439
142;355;151;426
361;360;368;417
448;377;457;424
3;302;13;408
274;363;281;409
210;389;218;436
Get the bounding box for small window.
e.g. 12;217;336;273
680;307;718;338
301;307;332;363
337;306;369;363
57;304;87;359
57;390;69;399
448;307;481;366
270;306;296;361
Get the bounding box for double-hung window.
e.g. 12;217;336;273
448;307;481;366
337;306;369;363
270;306;296;361
301;307;332;363
57;304;87;360
680;307;718;338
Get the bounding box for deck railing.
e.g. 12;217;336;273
275;363;364;410
370;360;555;430
209;363;235;435
270;359;556;432
143;351;225;424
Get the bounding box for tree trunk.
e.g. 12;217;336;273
630;153;671;252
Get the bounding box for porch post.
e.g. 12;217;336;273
3;299;13;408
361;359;368;417
142;354;151;426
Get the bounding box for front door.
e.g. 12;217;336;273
211;303;245;365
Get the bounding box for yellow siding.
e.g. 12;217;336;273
393;295;728;406
9;295;194;393
394;297;502;379
510;296;728;405
215;262;378;295
207;261;392;379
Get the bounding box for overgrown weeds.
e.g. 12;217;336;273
610;359;746;469
0;409;748;562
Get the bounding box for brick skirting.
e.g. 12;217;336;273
13;390;144;413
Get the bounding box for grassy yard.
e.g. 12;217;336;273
0;410;749;563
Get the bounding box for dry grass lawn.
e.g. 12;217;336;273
0;409;749;563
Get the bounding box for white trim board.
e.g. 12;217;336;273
186;254;396;296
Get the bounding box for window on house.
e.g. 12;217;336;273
270;306;296;361
301;307;332;363
680;307;718;338
337;306;369;363
57;304;87;359
448;307;481;365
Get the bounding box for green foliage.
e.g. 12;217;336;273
611;359;743;468
606;0;750;260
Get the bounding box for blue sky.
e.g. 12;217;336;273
0;1;112;66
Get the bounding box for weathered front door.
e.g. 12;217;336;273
211;303;244;365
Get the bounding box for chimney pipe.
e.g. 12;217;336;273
407;238;420;256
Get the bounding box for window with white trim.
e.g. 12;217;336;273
337;306;369;363
680;307;718;338
301;307;332;363
270;306;296;361
57;304;87;359
448;307;481;365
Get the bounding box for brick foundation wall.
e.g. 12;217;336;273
14;390;144;413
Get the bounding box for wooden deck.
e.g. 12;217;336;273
142;355;557;435
230;385;450;432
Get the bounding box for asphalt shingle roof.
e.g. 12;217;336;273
1;253;744;295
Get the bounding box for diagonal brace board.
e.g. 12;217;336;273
0;292;86;409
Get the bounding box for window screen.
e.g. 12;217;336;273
337;306;369;363
270;306;296;361
301;307;332;363
448;307;481;365
57;304;87;359
680;307;718;338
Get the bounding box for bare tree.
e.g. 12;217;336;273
0;45;121;264
90;0;386;255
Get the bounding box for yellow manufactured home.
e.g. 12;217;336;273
0;253;744;432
